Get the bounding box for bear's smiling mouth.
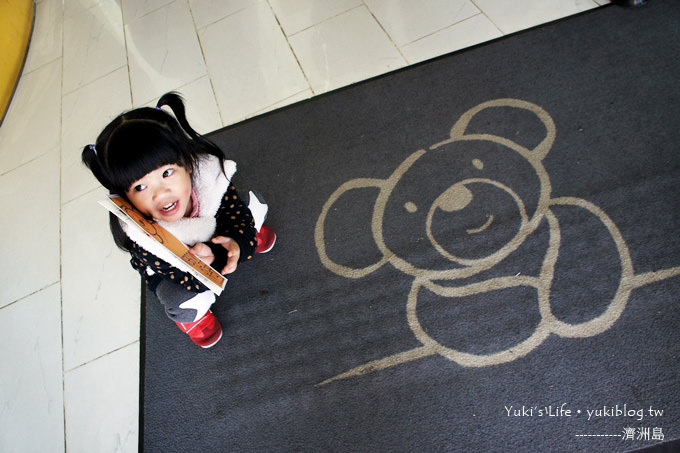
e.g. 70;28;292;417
466;215;494;234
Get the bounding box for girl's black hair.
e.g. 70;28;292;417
81;92;225;251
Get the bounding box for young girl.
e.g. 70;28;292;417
82;92;275;348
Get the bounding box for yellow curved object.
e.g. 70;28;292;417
0;0;35;125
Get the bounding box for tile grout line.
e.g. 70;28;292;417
0;150;54;178
361;1;409;65
121;0;135;107
187;0;225;127
400;13;503;51
0;282;60;312
63;339;142;374
282;3;363;39
57;0;67;448
469;0;506;36
265;0;315;99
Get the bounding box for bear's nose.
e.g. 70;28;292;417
437;183;472;212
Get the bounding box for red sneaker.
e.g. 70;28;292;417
256;225;276;253
175;310;222;348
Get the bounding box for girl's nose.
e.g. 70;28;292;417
152;183;170;200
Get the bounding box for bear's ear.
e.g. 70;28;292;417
446;99;556;161
315;178;390;279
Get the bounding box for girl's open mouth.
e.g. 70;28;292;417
160;201;179;216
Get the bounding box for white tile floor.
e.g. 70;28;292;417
0;0;610;450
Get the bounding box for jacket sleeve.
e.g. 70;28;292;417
213;184;258;263
129;242;208;293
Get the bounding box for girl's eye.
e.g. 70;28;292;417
134;184;146;192
163;168;174;178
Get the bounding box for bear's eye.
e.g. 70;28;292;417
404;201;417;213
472;158;484;170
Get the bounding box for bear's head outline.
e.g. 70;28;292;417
316;99;556;282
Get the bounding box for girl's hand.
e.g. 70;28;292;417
188;242;215;265
211;236;241;274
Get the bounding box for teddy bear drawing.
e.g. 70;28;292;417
315;99;680;385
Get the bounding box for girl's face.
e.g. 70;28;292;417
126;164;193;222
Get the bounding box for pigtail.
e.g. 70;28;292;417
109;213;133;251
81;143;134;251
81;144;113;191
156;92;225;163
156;92;192;133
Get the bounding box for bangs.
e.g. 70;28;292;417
105;121;193;193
